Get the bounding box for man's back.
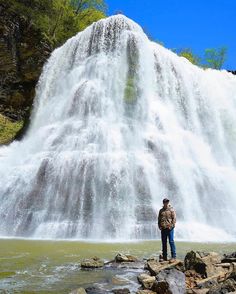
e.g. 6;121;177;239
158;204;176;230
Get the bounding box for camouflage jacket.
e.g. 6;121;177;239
158;205;176;230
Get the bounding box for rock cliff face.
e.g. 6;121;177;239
0;2;51;137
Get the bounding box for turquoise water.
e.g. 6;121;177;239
0;239;235;293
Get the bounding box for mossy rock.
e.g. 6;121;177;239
0;114;23;145
0;271;15;279
80;256;104;268
124;77;137;104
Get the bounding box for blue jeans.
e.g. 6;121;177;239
161;228;176;259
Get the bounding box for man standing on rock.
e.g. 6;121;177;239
158;198;176;261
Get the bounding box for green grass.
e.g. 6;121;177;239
0;114;23;145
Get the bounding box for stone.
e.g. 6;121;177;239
112;288;130;294
221;252;236;263
196;276;219;289
228;270;236;281
207;278;236;294
151;280;170;293
136;290;156;294
185;270;202;289
215;263;231;268
69;288;87;294
185;251;207;276
115;253;138;262
184;251;222;278
85;286;104;294
152;268;186;294
137;273;156;289
227;258;236;262
191;289;209;294
200;252;222;278
145;258;183;276
112;276;129;285
80;256;104;268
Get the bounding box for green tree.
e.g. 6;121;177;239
204;47;227;69
6;0;106;47
71;0;106;14
177;48;201;66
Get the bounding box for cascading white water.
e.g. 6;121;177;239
0;15;236;242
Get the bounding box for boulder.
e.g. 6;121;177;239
152;268;186;294
80;256;104;268
184;251;207;277
222;252;236;263
145;258;183;276
69;288;87;294
215;263;231;268
112;288;130;294
185;269;202;289
112;276;129;285
207;278;236;293
228;270;236;281
85;286;104;294
136;290;156;294
191;289;209;294
137;273;155;289
115;253;138;262
151;280;170;293
184;251;222;278
196;276;219;289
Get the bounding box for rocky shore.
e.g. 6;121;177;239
69;251;236;294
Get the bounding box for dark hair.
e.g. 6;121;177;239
163;198;169;203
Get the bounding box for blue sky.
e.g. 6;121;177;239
107;0;236;70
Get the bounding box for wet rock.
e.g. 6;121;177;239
145;258;183;276
85;286;104;294
116;261;144;269
185;269;202;289
69;288;87;294
151;280;170;293
136;290;156;294
115;253;138;262
196;276;219;289
106;258;144;271
137;273;155;289
191;289;209;294
112;288;130;294
151;268;185;294
222;252;236;263
184;251;222;278
207;278;236;294
200;252;222;278
80;256;104;268
215;263;231;268
185;251;207;276
111;276;129;285
228;269;236;281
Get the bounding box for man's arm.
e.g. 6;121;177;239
171;209;176;227
158;209;161;230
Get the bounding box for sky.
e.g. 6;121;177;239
106;0;236;70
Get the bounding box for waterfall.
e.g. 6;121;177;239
0;15;236;241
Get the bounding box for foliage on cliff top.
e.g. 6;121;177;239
175;47;228;69
5;0;106;48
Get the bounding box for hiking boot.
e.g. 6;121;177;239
169;258;176;263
